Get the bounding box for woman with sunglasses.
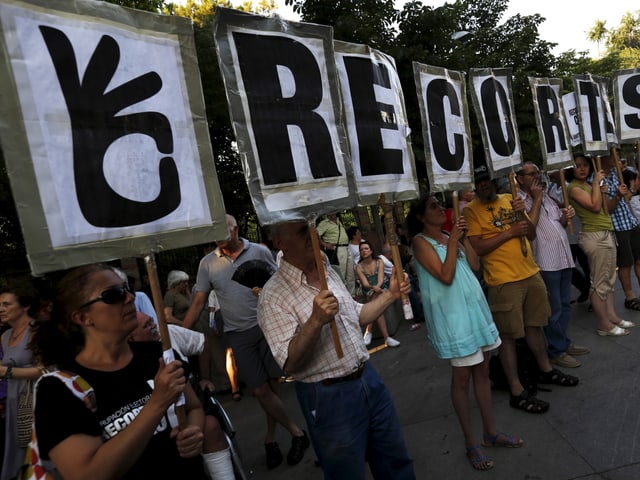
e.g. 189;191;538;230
407;195;521;471
31;264;208;479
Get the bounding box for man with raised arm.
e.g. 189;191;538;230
258;220;415;480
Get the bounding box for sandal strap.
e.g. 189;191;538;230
510;390;549;413
539;368;579;386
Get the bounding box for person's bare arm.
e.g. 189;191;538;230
182;291;208;330
49;359;190;480
359;268;410;326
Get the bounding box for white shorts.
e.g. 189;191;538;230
450;337;502;367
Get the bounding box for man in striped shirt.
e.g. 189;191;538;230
516;162;591;369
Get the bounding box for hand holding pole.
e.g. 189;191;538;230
308;218;344;359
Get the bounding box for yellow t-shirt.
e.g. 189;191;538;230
464;194;539;286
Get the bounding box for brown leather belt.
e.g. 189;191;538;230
321;363;365;386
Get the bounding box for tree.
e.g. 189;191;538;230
285;0;398;49
587;19;607;57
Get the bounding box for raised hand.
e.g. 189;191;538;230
40;26;180;227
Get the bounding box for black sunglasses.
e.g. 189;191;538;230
80;285;134;309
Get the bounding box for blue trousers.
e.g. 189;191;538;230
295;363;415;480
540;268;573;357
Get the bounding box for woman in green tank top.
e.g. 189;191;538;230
567;155;633;336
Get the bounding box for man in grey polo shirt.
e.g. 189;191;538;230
183;214;309;470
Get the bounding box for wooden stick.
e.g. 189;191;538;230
559;169;574;235
594;156;608;214
508;172;528;257
144;253;186;427
452;190;460;220
611;146;630;201
379;195;414;321
309;221;344;358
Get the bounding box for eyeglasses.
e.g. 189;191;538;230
79;285;134;309
517;171;539;177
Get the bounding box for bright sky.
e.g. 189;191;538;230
235;0;636;58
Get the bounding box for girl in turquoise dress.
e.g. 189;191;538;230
407;194;521;471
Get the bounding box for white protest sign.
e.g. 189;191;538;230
334;41;417;205
413;63;473;191
214;8;353;225
562;92;582;148
528;77;573;170
469;68;522;176
0;0;227;275
613;68;640;144
572;73;610;155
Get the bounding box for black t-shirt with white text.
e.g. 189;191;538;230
35;342;205;479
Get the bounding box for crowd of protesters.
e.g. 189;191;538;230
0;152;639;478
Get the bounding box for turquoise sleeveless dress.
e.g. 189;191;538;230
414;234;499;359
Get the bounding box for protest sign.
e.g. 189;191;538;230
613;68;640;144
528;77;573;170
469;68;522;176
334;40;417;206
214;7;353;225
413;63;473;191
572;73;611;156
0;0;227;275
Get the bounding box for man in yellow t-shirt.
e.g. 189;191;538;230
464;163;578;415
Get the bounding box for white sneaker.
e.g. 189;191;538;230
385;337;400;348
363;331;372;346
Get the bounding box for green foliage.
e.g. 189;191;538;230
286;0;398;49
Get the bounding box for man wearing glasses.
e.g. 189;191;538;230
516;162;590;369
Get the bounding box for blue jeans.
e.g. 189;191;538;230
540;268;572;357
295;363;415;480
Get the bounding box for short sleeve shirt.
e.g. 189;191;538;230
464;194;539;286
257;258;368;383
194;239;277;333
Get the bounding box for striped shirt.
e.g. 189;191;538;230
604;171;639;231
257;257;369;383
520;191;574;271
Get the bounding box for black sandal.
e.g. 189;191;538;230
509;390;549;414
624;298;640;311
538;368;579;387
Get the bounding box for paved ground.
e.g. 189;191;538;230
216;285;640;479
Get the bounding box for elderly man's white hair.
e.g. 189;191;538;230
167;270;189;288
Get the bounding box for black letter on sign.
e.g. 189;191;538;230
426;79;463;171
232;33;340;185
480;78;516;156
39;26;180;228
536;85;567;153
577;81;603;141
343;57;403;176
623;75;640;129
